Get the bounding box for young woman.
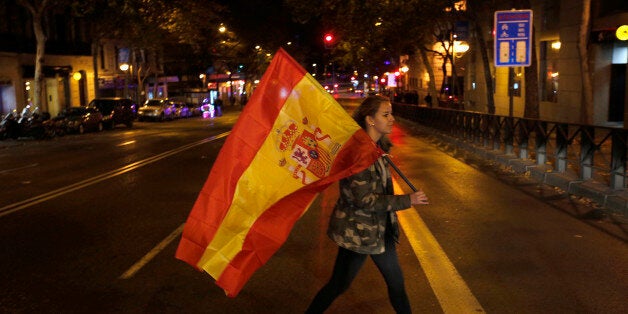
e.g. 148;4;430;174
306;95;429;313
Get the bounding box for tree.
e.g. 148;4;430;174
77;0;226;101
579;0;593;124
16;0;53;108
286;0;448;78
467;0;496;114
517;0;540;119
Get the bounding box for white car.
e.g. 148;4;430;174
137;99;176;121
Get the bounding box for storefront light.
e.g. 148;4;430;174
617;25;628;41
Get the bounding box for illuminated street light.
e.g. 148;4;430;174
454;41;470;53
119;63;130;98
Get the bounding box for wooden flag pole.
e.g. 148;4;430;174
383;155;418;192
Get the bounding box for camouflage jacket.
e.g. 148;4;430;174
327;156;412;254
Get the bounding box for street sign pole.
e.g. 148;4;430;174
494;9;533;117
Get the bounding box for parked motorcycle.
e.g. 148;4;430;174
0;110;20;140
1;106;56;140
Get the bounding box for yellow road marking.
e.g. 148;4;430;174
119;223;185;279
393;178;485;313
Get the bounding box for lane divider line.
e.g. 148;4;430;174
0;163;39;175
0;132;230;218
119;223;185;279
393;178;485;313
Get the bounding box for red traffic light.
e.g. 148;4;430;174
323;33;335;49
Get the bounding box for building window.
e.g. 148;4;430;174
540;41;559;102
100;45;106;70
541;1;560;31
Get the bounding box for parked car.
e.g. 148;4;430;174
173;101;191;118
186;103;202;117
88;97;136;129
137;98;176;121
55;106;104;134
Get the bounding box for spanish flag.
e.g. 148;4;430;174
175;48;381;297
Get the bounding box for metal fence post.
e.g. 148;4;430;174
493;116;502;151
610;130;627;189
482;115;491;148
518;119;529;159
535;121;547;165
556;124;568;172
580;126;594;180
505;117;514;155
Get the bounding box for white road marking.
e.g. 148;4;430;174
393;178;485;313
0;132;229;218
119;223;185;279
0;163;39;174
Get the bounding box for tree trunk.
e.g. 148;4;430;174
579;0;593;124
33;15;46;109
468;0;495;114
524;29;540;119
419;48;438;106
92;40;100;99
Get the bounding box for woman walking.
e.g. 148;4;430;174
306;95;429;313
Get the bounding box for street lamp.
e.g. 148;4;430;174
119;63;130;98
450;40;469;101
400;66;409;91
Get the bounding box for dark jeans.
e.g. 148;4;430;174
305;235;411;313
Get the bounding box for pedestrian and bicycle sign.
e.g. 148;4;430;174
494;10;533;67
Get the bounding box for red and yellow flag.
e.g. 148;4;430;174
175;48;381;297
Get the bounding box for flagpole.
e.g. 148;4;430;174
383;155;418;192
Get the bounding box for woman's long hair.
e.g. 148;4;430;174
352;95;392;152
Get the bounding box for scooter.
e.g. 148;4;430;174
0;110;20;140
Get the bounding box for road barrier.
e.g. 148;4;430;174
393;103;628;220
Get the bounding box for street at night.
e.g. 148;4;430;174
1;101;626;313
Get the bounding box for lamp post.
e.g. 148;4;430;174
451;40;469;104
400;65;409;91
119;63;130;98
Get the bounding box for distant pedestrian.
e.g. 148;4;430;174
214;96;223;117
240;93;248;108
424;93;433;107
305;95;429;314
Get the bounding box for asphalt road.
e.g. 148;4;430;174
0;101;626;313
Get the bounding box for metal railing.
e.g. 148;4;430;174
393;104;628;191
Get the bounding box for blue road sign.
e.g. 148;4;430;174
494;10;533;67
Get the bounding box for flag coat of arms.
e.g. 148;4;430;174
175;48;381;297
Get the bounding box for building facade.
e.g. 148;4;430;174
409;0;628;126
0;2;169;117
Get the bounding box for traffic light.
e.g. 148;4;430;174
323;33;334;49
